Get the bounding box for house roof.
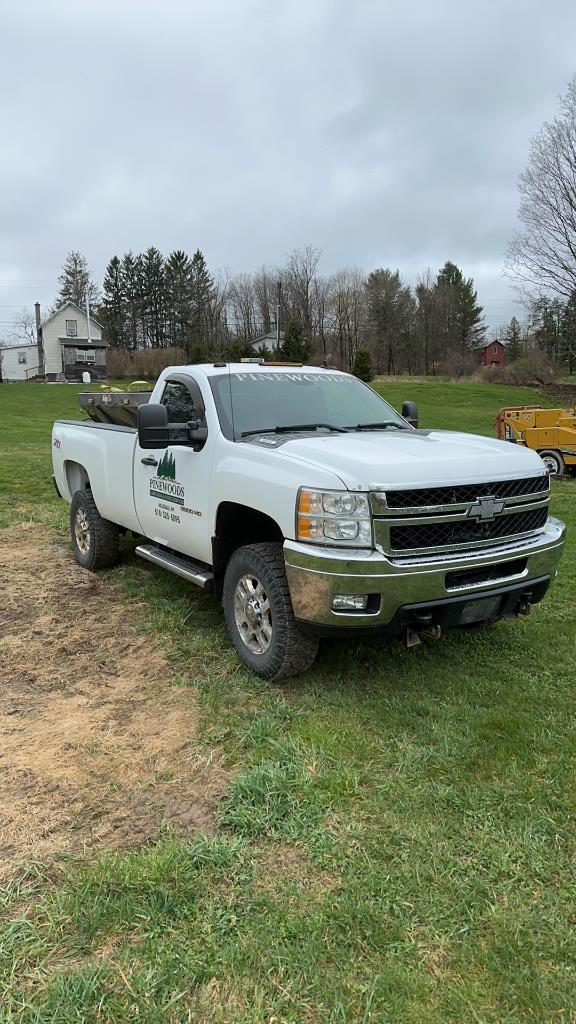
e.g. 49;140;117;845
0;342;38;351
40;300;103;330
482;339;505;349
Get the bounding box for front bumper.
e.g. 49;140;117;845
284;516;566;636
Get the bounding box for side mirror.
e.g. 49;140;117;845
402;400;419;429
137;403;169;449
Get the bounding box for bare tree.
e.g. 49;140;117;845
506;77;576;299
253;267;275;335
311;275;331;357
228;273;258;341
329;267;365;368
7;308;37;345
282;245;322;342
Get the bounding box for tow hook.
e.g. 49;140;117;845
406;614;442;648
518;591;532;616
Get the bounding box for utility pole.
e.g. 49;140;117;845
86;289;92;347
276;280;282;352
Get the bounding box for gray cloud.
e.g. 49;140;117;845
1;0;575;332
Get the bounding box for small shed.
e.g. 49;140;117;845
480;339;505;367
0;343;40;382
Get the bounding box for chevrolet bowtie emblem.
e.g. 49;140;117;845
467;495;505;522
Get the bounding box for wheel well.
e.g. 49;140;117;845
212;502;284;596
64;460;90;498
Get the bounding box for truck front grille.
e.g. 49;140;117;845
389;506;548;552
371;475;550;556
384;474;548;509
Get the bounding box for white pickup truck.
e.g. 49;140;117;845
52;363;566;678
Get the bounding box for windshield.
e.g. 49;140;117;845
209;371;408;439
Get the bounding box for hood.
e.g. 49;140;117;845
272;430;548;490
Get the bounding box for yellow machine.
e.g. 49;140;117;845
497;405;576;475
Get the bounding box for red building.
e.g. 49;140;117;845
480;339;505;367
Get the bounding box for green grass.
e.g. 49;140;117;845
1;379;575;1023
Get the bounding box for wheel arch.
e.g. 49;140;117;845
64;460;91;499
212;501;284;598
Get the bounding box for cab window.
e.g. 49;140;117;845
161;380;198;443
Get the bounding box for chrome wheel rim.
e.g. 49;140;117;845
74;507;91;555
542;454;560;475
233;574;272;654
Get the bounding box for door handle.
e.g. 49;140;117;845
141;456;158;467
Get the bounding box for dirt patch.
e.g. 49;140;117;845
0;526;227;878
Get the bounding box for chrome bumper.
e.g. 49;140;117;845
284;516;566;631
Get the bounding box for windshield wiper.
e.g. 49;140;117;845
241;423;349;438
351;422;405;431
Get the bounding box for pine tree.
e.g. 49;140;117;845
504;316;522;361
530;296;564;358
121;252;144;349
435;261;485;352
189;249;215;357
165;250;193;348
141;247;167;348
100;256;126;347
352;348;373;382
53;251;99;311
281;319;311;361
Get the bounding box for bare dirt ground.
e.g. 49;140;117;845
0;526;227;879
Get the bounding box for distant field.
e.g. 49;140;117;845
0;379;575;1023
373;379;555;436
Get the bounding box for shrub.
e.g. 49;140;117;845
479;353;560;386
352;348;374;382
107;346;187;379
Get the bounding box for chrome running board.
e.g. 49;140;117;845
135;544;214;590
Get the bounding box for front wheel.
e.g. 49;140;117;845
223;542;319;679
539;449;565;476
70;490;120;570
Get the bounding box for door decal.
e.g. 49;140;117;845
150;453;185;507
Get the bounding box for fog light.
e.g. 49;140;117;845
332;594;369;611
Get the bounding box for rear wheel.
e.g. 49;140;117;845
223;542;319;679
70;490;120;570
539;449;565;476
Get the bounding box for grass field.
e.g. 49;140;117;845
0;379;575;1023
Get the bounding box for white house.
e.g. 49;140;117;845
248;330;285;354
0;343;40;382
38;301;109;381
0;301;109;383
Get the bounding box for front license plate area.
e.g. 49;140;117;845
459;595;502;625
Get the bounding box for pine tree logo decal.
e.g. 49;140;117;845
149;451;184;505
157;452;176;480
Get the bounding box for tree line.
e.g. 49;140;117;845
54;247;487;374
502;295;576;373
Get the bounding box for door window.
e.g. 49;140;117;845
161;380;198;442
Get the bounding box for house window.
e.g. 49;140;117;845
76;349;96;363
66;319;78;337
18;352;27;365
493;345;497;354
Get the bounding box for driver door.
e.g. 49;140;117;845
134;375;212;560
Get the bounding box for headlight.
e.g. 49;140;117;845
296;489;373;547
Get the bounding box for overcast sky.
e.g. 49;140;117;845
1;0;576;338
